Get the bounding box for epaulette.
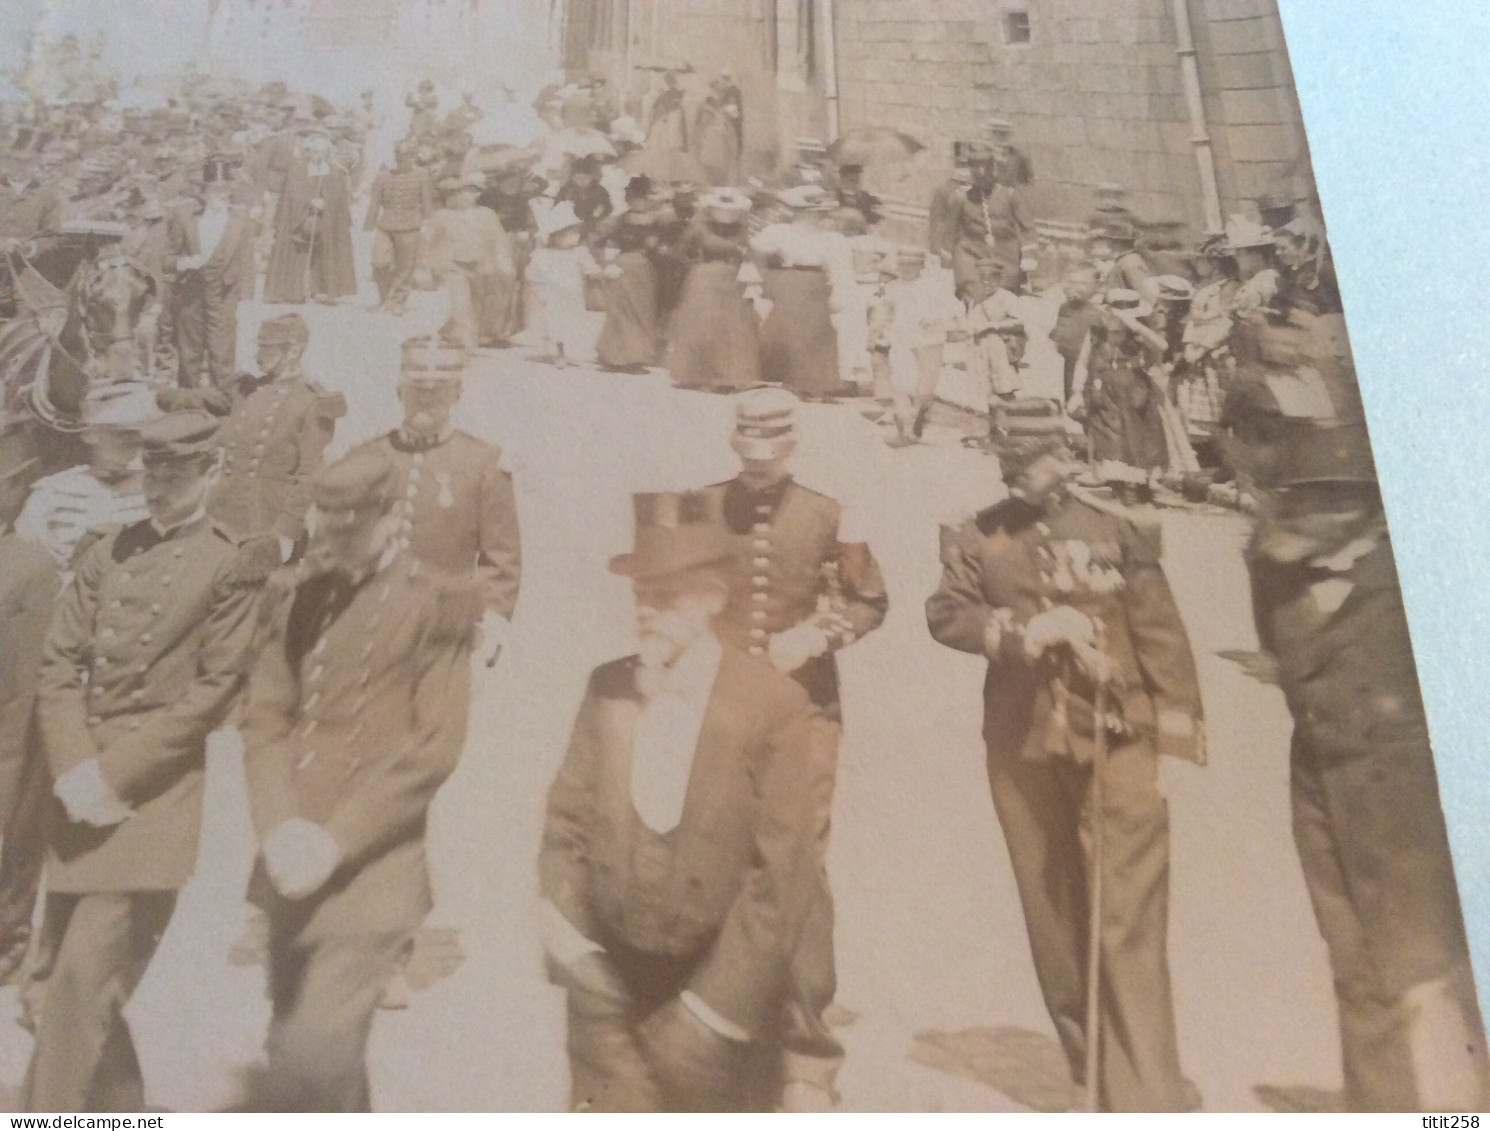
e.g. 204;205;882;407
1067;485;1163;555
310;387;348;420
215;526;284;587
70;524;119;567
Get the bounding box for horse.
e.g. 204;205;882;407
0;240;158;489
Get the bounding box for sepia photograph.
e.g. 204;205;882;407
0;0;1484;1114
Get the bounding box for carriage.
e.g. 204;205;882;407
0;219;160;484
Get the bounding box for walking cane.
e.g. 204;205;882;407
1081;621;1110;1113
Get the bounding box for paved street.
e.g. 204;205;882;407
0;290;1343;1112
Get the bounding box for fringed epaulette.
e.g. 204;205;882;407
70;524;119;568
308;383;348;421
215;526;285;588
1067;484;1163;556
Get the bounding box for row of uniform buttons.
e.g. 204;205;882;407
748;505;773;656
295;575;397;774
90;541;184;721
223;383;294;479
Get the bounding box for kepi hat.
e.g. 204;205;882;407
730;387;800;461
400;335;468;385
311;448;396;513
138;410;220;460
257;313;309;348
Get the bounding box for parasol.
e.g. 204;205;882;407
620;146;708;185
467;145;537;176
636;58;695;74
550;127;616;160
469;105;547;148
826;127;925;167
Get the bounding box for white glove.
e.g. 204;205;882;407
768;624;830;674
262;817;342;900
1022;605;1096;660
53;759;132;828
277;536;295;563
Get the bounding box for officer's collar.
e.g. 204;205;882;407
391;425;454;453
150;504;207;540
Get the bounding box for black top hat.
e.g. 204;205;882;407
608;492;734;581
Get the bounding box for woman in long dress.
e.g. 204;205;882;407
691;74;742;187
666;188;760;392
263;129;357;304
752;187;844;399
590;177;666;372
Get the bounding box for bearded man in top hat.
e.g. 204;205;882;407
166;155;254;391
238;448;481;1111
689;387;888;1109
926;436;1205;1112
22;411;269;1112
1246;405;1488;1111
539;491;839;1111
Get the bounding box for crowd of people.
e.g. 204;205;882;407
0;61;1484;1116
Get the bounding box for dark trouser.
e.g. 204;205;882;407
0;716;50;980
986;734;1188;1112
1291;736;1489;1111
22;891;176;1112
377;229;421;306
174;272;239;390
566;946;779;1112
256;924;412;1112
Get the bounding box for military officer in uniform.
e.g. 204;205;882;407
238;449;481;1111
1247;418;1489;1111
346;336;521;658
22;411;268;1112
694;388;888;1109
203;313;347;559
344;336;520;1005
0;452;60;980
539;492;839;1111
363;139;434;309
925;437;1205;1112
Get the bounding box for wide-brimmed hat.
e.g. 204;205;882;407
1090;218;1138;245
730;387;799;461
776;184;831;212
608;491;734;581
1101;287;1155;320
536;200;584;241
1152;274;1196;304
138;410;220;460
83;383;162;431
312;448;396;513
699;187;752;221
1223;214;1274;251
964;139;999;165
